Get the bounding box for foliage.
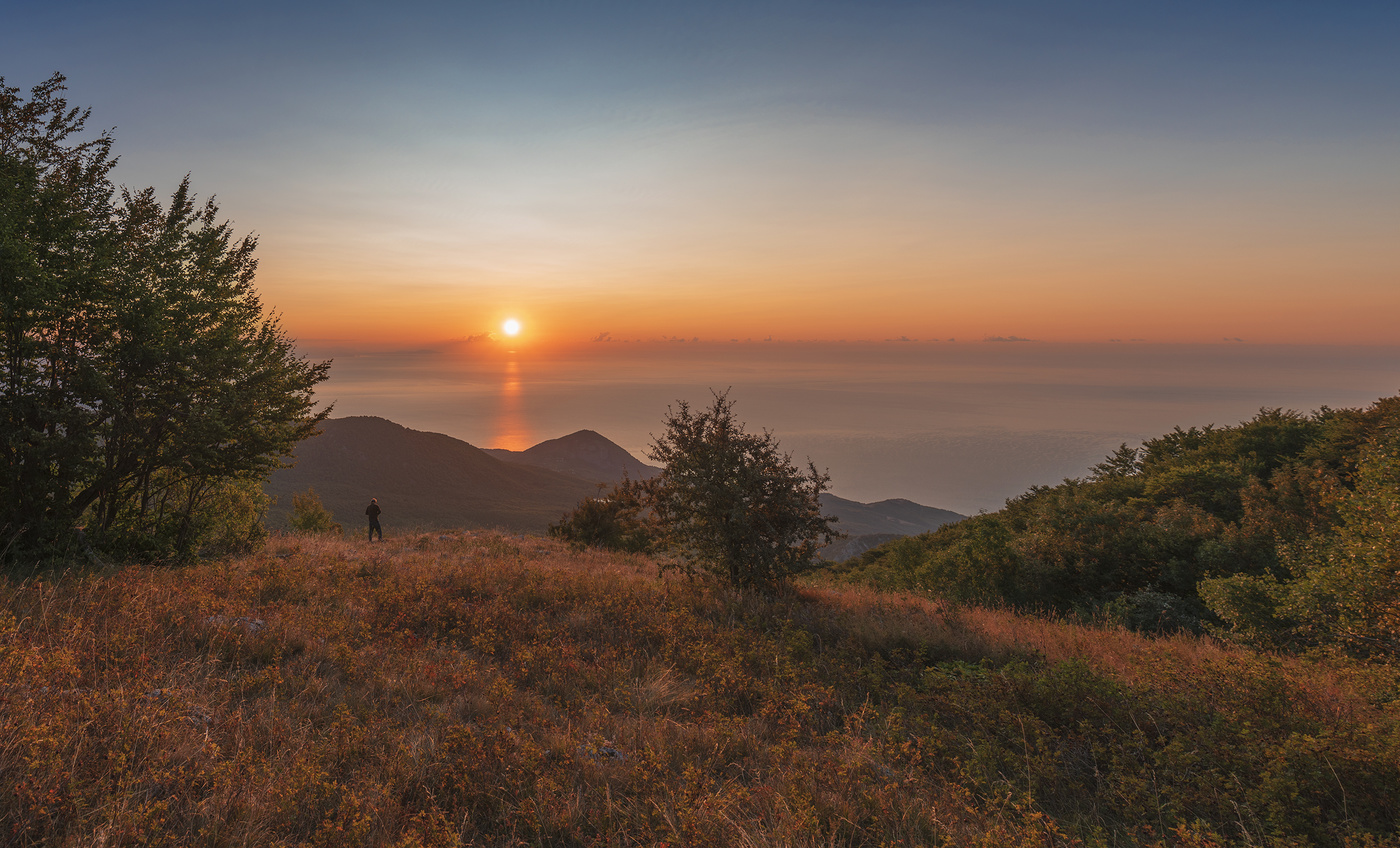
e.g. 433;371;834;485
645;391;839;591
548;478;655;553
3;532;1399;846
0;74;329;560
1;73;117;558
288;487;342;536
831;398;1400;638
1203;423;1400;658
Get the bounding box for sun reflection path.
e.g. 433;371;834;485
491;356;533;451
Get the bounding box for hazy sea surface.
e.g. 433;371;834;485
300;341;1400;515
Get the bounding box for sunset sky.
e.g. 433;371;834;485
6;1;1399;346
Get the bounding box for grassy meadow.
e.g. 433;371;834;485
3;531;1398;847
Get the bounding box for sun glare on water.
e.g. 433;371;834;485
502;319;521;337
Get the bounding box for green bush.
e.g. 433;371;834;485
288;487;342;535
549;479;655;553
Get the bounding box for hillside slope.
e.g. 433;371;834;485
832;395;1400;646
265;416;599;533
815;496;965;561
4;534;1396;846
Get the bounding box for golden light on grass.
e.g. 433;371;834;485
3;532;1393;844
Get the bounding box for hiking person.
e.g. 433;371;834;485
366;498;382;541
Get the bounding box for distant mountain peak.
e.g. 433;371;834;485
820;493;964;538
490;430;659;484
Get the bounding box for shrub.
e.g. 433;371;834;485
549;479;655;553
289;487;342;535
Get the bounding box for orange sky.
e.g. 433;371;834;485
12;4;1398;348
258;189;1400;346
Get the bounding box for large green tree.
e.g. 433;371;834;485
1;74;329;560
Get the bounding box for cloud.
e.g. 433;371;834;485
591;331;612;342
984;335;1035;343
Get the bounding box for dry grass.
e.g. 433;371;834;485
3;532;1397;846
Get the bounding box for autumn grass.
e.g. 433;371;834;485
3;532;1398;846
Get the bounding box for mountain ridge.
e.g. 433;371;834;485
819;494;963;537
266;416;964;540
264;416;600;534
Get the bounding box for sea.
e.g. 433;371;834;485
297;341;1400;516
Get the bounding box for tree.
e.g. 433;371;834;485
645;391;839;592
1;74;329;560
2;73;117;557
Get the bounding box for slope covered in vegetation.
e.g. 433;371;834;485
264;417;602;534
4;533;1397;846
829;395;1400;655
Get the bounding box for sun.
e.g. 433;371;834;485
502;318;521;337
